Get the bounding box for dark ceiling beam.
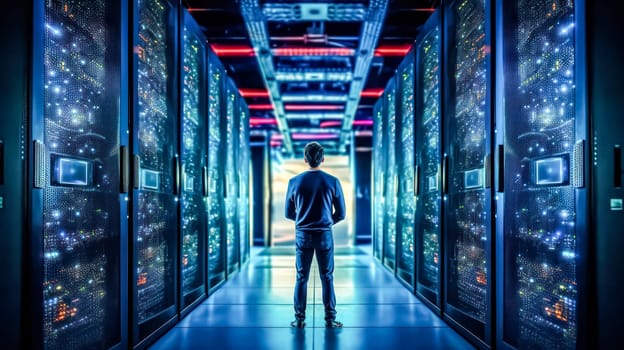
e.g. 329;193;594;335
338;0;389;151
239;0;293;153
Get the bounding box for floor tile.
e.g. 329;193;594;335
313;304;447;328
149;327;314;350
177;304;302;328
313;287;420;305
205;287;303;305
313;327;475;350
330;268;404;288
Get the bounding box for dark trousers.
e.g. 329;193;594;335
294;231;336;322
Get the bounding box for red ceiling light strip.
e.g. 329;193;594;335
353;120;373;126
374;44;413;57
248;104;274;111
272;47;355;56
284;104;344;111
210;44;255;57
320;120;373;128
291;133;340;140
250;118;277;126
239;89;270;98
361;88;384;98
320;121;342;128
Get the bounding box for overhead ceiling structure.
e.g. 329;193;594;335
185;0;438;155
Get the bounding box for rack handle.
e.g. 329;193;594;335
0;139;4;185
133;154;140;189
414;165;420;196
120;146;129;193
442;154;449;194
497;144;504;193
615;145;622;188
173;156;180;195
202;166;209;197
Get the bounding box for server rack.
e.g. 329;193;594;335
496;0;585;348
206;47;226;291
442;0;494;346
382;77;398;271
178;8;208;316
589;0;624;346
395;47;417;288
23;0;129;349
130;0;180;346
372;97;385;260
0;4;30;348
224;77;240;275
238;97;251;265
414;9;444;311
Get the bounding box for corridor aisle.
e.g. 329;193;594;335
149;247;475;350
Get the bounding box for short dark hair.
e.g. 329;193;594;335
304;142;324;168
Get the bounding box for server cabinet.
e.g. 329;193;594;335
395;48;417;287
178;8;207;315
589;0;624;346
414;10;443;310
496;0;583;348
0;4;30;348
206;48;226;291
130;0;179;346
372;97;385;259
442;0;493;346
224;77;240;275
382;77;398;270
238;98;251;265
25;0;128;348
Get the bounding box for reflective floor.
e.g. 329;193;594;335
149;246;475;350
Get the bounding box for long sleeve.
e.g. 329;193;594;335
332;178;346;224
285;179;297;221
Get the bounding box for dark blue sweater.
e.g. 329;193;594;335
285;170;346;232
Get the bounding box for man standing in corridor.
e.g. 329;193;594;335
285;142;346;328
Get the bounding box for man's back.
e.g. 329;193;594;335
285;170;346;232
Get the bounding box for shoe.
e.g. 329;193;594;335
325;320;343;328
290;319;305;328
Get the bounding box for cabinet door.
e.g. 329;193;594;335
498;0;579;348
180;10;207;310
207;52;226;289
396;54;416;285
372;98;385;260
383;80;398;270
415;17;442;306
224;80;240;274
132;0;179;342
443;0;492;343
40;0;123;348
